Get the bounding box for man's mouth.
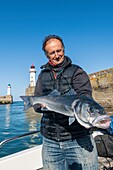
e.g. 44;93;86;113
54;56;62;61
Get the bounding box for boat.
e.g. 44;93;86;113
0;130;43;170
0;145;43;170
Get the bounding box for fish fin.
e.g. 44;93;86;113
63;88;77;96
48;89;61;96
65;105;75;117
69;117;75;125
20;96;32;111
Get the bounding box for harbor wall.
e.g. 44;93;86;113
25;86;35;96
89;68;113;112
0;95;13;104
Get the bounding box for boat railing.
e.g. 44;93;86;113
0;130;40;146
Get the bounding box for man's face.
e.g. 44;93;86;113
45;39;65;65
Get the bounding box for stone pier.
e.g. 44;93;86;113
0;95;13;104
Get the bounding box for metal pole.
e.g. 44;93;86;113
0;130;40;146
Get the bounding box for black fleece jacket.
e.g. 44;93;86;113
34;56;92;141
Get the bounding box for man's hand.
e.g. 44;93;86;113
41;104;49;111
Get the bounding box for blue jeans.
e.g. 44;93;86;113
42;135;98;170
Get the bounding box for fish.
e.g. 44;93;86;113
20;90;111;129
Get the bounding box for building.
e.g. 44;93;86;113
25;64;36;96
0;84;13;104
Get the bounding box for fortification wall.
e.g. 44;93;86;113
89;68;113;113
25;86;35;96
0;95;13;104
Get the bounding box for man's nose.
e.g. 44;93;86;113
54;51;59;57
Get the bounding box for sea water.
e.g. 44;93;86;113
0;101;42;158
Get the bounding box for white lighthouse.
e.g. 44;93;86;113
7;84;11;96
29;64;36;87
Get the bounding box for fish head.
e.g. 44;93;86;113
72;96;111;129
86;100;111;129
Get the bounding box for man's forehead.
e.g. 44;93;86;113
46;38;62;46
45;39;62;51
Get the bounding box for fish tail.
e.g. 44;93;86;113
20;96;32;111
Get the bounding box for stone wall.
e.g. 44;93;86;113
0;95;13;104
89;68;113;113
25;86;35;96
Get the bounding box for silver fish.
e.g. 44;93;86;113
20;90;111;129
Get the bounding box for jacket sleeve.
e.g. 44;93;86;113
72;67;92;98
34;73;43;96
33;73;44;113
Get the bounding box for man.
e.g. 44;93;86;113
34;35;98;170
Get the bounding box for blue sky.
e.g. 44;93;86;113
0;0;113;101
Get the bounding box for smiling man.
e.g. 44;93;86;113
33;35;98;170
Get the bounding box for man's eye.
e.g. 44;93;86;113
50;51;55;55
57;49;62;53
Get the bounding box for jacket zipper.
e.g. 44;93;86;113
51;70;60;141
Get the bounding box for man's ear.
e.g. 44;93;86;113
44;51;50;59
46;55;50;59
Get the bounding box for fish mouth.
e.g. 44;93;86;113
92;115;111;129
